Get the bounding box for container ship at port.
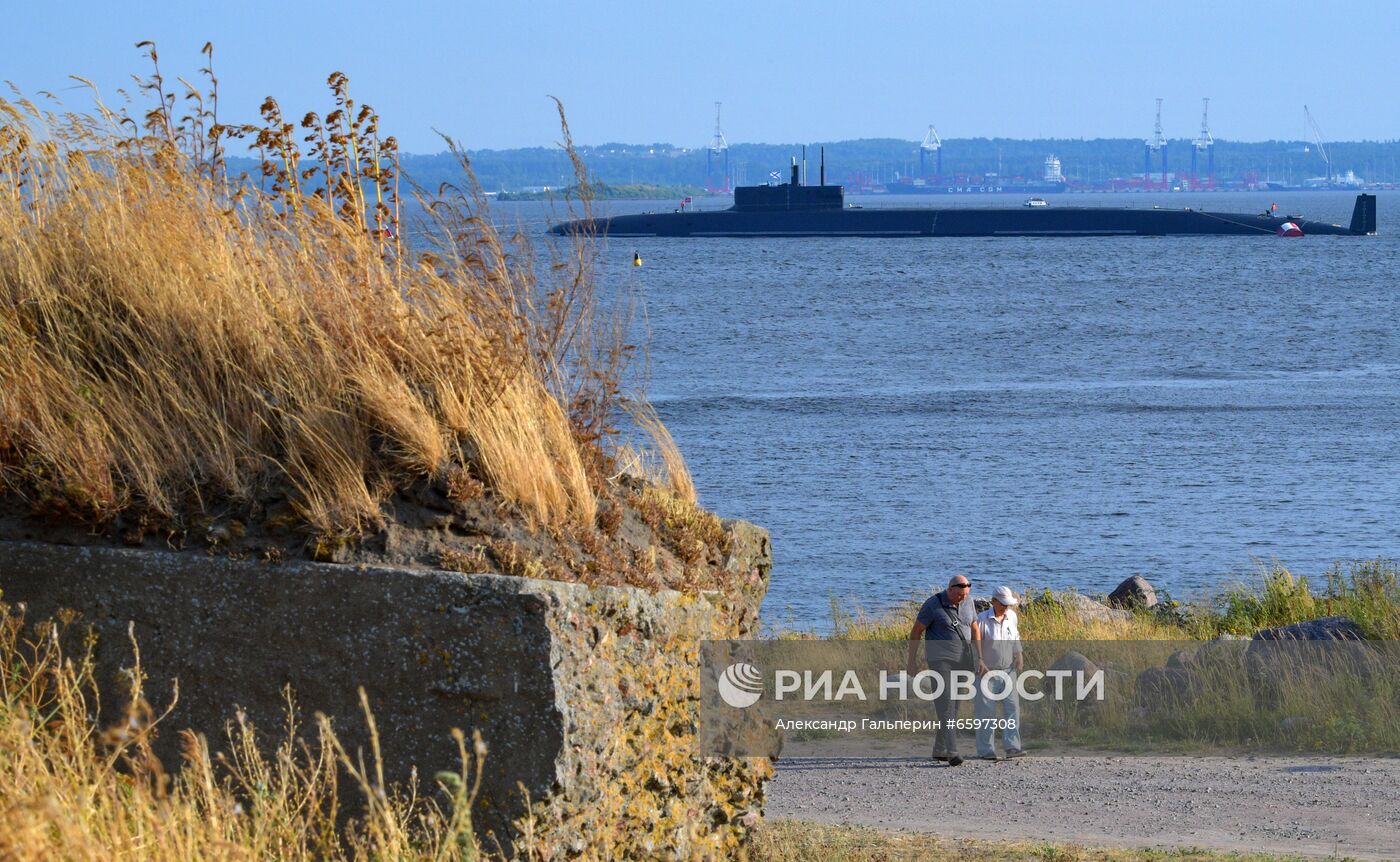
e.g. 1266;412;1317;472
551;159;1377;239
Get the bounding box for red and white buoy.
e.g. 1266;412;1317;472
1277;221;1304;237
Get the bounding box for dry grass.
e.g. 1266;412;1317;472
1014;592;1202;641
0;602;489;861
0;46;685;547
748;820;1343;862
627;481;731;571
819;596;1183;642
819;560;1400;643
620;400;696;504
816;589;1196;642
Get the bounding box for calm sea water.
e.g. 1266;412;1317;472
492;191;1400;630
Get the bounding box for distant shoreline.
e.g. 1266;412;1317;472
495;182;708;201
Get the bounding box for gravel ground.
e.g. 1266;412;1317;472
767;743;1400;860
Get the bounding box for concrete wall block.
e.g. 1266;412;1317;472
0;518;771;857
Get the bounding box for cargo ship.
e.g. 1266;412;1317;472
880;155;1069;196
551;159;1377;239
881;177;1068;195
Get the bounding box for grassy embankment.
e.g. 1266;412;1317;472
0;47;722;584
0;63;601;538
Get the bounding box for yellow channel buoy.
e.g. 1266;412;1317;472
633;251;643;267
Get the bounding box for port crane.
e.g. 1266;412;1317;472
1144;98;1167;190
707;101;730;193
1190;97;1214;189
1303;105;1332;185
920;124;942;178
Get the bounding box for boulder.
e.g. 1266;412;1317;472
1044;651;1106;716
1050;650;1101;678
1193;635;1249;671
1107;576;1158;610
1062;592;1132;624
1246;617;1380;703
1165;649;1196;671
1135;665;1200;711
1021;591;1131;623
1253;616;1366;641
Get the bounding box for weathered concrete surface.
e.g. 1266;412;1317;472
0;521;771;857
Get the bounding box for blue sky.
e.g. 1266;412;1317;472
9;1;1399;152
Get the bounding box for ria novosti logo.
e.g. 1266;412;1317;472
718;662;764;708
714;665;1106;707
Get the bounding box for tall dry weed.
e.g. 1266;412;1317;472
0;45;694;540
622;401;697;504
0;602;489;861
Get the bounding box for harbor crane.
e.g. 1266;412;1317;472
707;101;730;193
1304;105;1332;185
920;124;943;178
1191;97;1215;189
1144;98;1168;190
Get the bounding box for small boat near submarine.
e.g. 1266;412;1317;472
550;159;1378;239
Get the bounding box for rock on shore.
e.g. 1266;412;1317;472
1107;575;1158;610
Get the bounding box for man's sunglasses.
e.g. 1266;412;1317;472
951;583;972;589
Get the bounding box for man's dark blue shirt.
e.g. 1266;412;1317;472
916;589;968;665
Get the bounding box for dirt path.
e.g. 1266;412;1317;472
767;744;1400;860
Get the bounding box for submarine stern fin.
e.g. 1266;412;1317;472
1350;193;1378;235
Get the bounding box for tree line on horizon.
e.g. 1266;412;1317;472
225;137;1400;193
284;138;1398;193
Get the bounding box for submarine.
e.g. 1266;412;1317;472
551;157;1378;239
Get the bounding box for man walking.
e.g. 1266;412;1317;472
974;585;1025;761
906;575;978;766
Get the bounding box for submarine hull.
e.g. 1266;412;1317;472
552;205;1368;238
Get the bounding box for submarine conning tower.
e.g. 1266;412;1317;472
733;155;844;212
